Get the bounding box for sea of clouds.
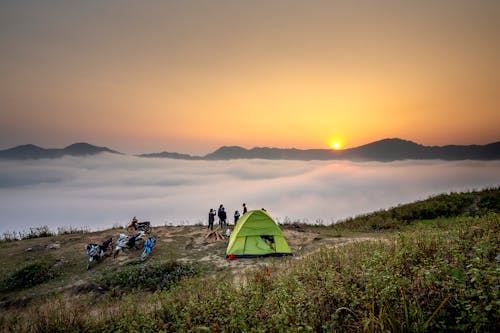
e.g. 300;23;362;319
0;154;499;234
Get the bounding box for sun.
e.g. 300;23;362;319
331;140;342;150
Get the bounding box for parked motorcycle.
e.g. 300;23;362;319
113;231;145;258
127;217;151;234
140;236;157;261
86;237;113;270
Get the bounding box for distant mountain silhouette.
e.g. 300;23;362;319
204;146;338;160
202;138;500;161
0;142;119;160
1;138;499;161
139;151;202;160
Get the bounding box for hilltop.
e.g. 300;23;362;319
0;188;498;331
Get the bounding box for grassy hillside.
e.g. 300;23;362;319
0;189;499;332
334;187;500;231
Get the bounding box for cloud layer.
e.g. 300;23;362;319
0;154;499;234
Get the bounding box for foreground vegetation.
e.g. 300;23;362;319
0;189;499;332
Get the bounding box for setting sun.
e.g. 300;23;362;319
331;141;342;150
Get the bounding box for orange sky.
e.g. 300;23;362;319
1;1;499;155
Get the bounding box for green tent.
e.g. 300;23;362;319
226;210;292;258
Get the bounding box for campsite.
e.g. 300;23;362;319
0;188;498;332
2;1;499;330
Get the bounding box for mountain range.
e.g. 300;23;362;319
0;143;119;160
1;138;499;161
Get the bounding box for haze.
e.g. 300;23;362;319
0;155;498;234
1;0;500;154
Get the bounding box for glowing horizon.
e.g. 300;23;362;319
1;1;499;155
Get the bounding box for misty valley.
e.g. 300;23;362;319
0;154;498;235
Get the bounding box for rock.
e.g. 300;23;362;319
47;243;61;249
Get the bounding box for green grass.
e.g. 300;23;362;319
2;213;498;332
1;225;90;242
334;187;500;232
0;261;58;291
96;260;201;292
0;188;499;332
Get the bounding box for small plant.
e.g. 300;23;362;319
1;231;19;242
20;226;55;240
57;226;89;235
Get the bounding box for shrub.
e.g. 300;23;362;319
97;261;200;291
1;261;58;291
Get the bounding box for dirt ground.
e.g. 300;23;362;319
0;224;381;305
147;224;380;287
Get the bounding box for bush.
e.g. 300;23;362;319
1;261;58;291
97;261;200;291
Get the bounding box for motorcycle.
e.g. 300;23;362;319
86;237;113;270
113;231;145;258
140;236;157;261
127;217;151;234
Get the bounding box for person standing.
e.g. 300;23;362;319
220;207;227;230
234;210;240;225
208;208;216;231
242;203;247;214
217;204;224;228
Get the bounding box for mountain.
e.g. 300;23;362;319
138;151;202;160
62;143;119;156
1;138;499;161
204;146;338;160
203;138;500;161
340;138;427;161
0;143;120;160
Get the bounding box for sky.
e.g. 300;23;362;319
0;155;498;234
1;0;499;155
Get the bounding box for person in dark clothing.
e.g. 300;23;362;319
242;203;247;214
234;210;240;225
217;204;224;228
219;207;227;229
208;208;216;231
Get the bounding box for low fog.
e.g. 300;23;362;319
0;154;499;234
